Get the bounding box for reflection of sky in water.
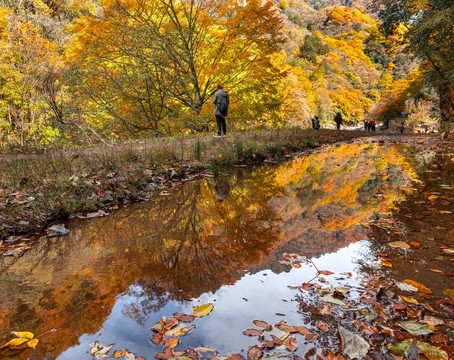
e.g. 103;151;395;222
58;240;371;359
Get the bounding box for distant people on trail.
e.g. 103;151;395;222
214;176;230;202
334;112;342;130
400;123;405;133
311;116;320;130
364;120;376;132
212;85;229;138
369;120;376;131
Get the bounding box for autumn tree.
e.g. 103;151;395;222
0;7;62;147
379;0;454;131
66;0;286;136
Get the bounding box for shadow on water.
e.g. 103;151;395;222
0;143;438;359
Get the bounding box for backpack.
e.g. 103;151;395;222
218;101;228;113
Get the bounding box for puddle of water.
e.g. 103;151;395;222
0;143;429;359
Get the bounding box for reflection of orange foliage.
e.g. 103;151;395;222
274;143;420;231
0;143;422;358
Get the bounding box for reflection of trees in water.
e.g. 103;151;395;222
0;144;423;351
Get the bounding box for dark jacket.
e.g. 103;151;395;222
213;89;229;116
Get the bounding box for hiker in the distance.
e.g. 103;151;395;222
212;85;229;137
311;116;320;130
334;112;342;130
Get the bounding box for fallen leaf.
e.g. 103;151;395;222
192;303;214;317
305;333;319;342
253;320;272;330
294;326;311;335
395;282;418;292
421;316;444;326
443;289;454;299
417;340;448;360
0;337;29;349
164;337;179;349
442;248;454;255
27;339;39;349
430;333;449;343
319;270;334;275
320;295;346;306
275;323;296;333
410;242;420;247
316;321;329;332
427;195;438;202
285;336;298;352
154;347;172;359
11;331;34;339
381;259;393;267
388;241;410;250
430;269;443;273
113;349;127;358
173;313;196;322
401;296;419;305
247;346;262;360
338;325;370;359
398;321;433;336
151;334;164;346
242;329;264;336
321;305;331;314
94;344;114;357
403;280;432;294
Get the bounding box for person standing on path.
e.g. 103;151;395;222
334;112;342;130
212;85;229;137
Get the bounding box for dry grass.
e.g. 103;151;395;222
0;128;370;236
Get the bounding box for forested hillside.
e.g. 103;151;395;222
0;0;451;148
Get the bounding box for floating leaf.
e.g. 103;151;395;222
151;334;164;346
247;346;262;360
403;280;432;294
94;344;114;357
321;305;331;314
275;323;296;333
164;337;179;349
154;347;172;359
381;259;393;267
27;339;39;349
398;321;433;335
401;296;419;305
253;320;272;330
11;331;34;339
89;341;100;355
338;325;370;359
294;326;310;335
320;295;346;306
319;270;334;275
173;313;195;322
0;337;29;349
285;337;298;352
192;303;214;317
243;329;264;336
166;323;195;337
388;241;410;250
113;349;127;358
395;282;418;292
316;321;329;332
305;333;319;342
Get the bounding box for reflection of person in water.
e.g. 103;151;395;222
214;176;230;202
